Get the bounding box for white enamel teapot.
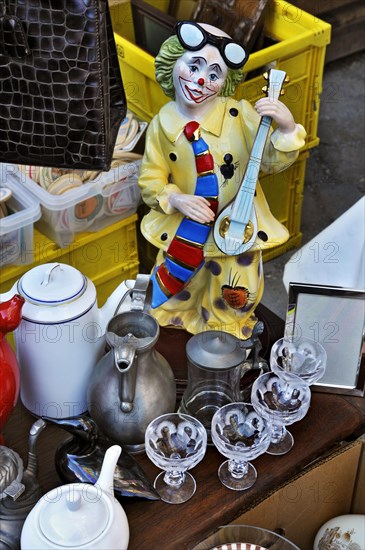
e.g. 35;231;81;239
0;263;150;418
20;444;129;549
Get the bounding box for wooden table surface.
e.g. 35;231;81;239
3;391;365;550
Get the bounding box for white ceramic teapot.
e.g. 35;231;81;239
20;444;129;549
0;263;150;418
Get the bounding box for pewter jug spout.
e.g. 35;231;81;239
114;343;137;413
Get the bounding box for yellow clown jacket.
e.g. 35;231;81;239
138;97;306;339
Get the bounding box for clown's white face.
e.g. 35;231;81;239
173;44;228;117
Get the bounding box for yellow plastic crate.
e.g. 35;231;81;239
264;149;309;234
111;0;331;150
67;214;138;282
0;214;139;298
252;148;310;261
92;260;139;306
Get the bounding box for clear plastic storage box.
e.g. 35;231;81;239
3;161;142;248
0;167;41;266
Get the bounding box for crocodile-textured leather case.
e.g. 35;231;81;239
0;0;126;170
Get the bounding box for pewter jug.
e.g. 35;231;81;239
87;307;176;454
0;419;46;550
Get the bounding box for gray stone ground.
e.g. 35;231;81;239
261;50;365;319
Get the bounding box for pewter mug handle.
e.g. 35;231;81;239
239;321;269;401
239;320;265;368
114;344;137;413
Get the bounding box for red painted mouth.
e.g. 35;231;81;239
179;77;217;104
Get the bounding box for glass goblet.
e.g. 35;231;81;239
270;336;327;386
211;403;271;491
251;371;311;456
144;412;207;504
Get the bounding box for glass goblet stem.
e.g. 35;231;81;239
218;459;257;491
228;459;249;479
155;470;197;504
163;470;185;488
267;423;294;455
271;423;287;444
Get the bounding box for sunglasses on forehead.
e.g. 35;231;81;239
174;21;249;70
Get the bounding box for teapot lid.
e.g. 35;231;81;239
186;330;246;371
37;485;112;546
0;446;25;501
18;263;87;305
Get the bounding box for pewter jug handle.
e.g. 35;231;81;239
130;274;151;311
113;274;152;315
114;344;137;413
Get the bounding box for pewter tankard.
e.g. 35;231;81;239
179;323;266;440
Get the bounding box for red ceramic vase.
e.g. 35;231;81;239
0;294;25;444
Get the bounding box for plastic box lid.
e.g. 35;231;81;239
0;166;41;236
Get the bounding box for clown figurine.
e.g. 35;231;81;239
138;21;306;340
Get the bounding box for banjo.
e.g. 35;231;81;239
213;68;288;256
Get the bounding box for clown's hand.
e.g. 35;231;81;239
169;193;215;224
255;97;296;133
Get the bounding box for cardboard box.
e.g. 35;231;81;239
192;436;365;550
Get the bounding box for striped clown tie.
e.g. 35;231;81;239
151;121;219;308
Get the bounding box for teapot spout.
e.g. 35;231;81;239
98;274;151;334
96;445;122;497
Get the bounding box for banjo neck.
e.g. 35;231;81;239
213;68;288;256
230;114;273;225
